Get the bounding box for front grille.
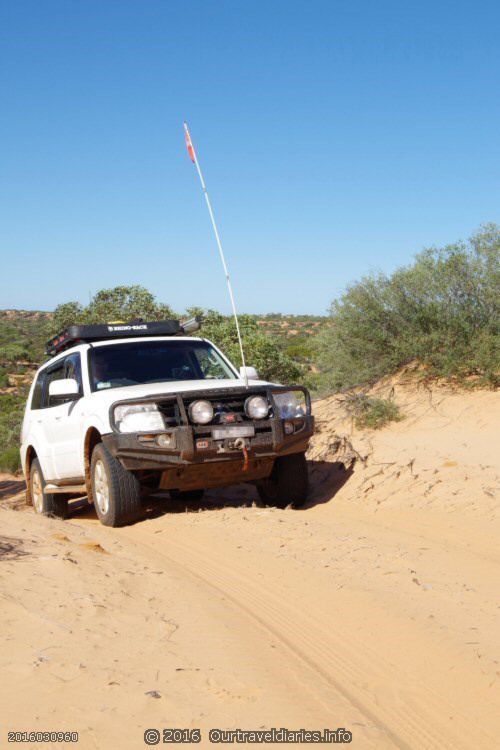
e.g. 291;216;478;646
157;400;182;426
155;388;275;430
183;390;272;425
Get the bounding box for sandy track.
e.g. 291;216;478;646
113;500;498;750
0;380;499;748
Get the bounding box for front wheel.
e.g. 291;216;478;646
30;458;69;519
91;443;142;527
258;452;309;509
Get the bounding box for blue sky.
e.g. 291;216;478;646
1;0;499;315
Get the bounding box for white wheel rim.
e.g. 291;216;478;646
94;460;110;515
32;470;44;514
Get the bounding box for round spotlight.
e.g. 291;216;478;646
157;433;173;448
189;399;214;424
245;395;269;419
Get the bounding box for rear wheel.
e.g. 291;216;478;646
30;458;69;519
91;443;142;527
258;452;309;509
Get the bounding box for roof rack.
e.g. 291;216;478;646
45;317;202;357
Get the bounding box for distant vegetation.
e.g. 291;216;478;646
0;394;27;472
0;311;53;472
0;224;498;471
0;310;52;363
53;287;304;385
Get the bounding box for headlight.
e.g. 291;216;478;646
114;403;166;433
245;395;269;419
189;399;214;424
273;391;306;419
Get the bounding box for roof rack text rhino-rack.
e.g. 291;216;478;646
45;317;202;357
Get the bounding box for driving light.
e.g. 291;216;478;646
189;399;214;424
114;403;165;433
157;433;175;448
273;391;306;419
245;395;269;419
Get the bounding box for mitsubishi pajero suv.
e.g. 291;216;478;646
21;319;314;526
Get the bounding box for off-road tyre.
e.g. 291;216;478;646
169;489;205;503
30;458;69;519
258;452;309;509
91;442;142;527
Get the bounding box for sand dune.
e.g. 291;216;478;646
0;376;498;749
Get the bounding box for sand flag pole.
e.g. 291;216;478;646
183;122;249;388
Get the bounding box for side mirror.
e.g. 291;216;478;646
48;378;79;402
239;366;259;381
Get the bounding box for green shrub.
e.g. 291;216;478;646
0;367;9;388
0;392;26;466
285;339;316;361
0;344;30;362
318;224;500;390
0;312;52;364
0;445;21;473
199;310;303;383
53;286;176;330
344;394;403;430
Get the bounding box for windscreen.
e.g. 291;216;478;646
89;340;237;391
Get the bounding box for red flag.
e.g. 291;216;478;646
184;123;196;163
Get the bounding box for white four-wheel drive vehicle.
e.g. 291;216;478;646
20;319;314;526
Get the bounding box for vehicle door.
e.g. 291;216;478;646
22;368;51;477
41;353;86;481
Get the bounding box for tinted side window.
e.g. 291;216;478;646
30;371;46;410
42;363;66;408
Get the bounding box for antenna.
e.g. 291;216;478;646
183;122;249;388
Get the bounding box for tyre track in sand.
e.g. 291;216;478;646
99;516;496;750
